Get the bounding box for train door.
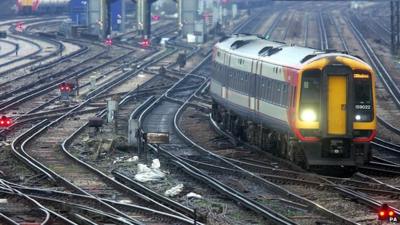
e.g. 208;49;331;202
327;75;347;135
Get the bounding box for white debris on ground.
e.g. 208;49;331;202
151;159;161;169
134;159;165;182
164;184;184;197
186;192;202;199
113;156;139;164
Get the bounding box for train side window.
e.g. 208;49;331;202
244;73;249;93
229;70;233;88
238;71;242;92
242;72;247;92
241;71;246;92
264;78;269;100
276;82;281;105
282;84;289;107
260;77;265;100
278;82;284;106
234;71;240;91
233;71;240;90
271;81;277;104
213;64;218;80
266;79;271;101
261;77;266;100
273;81;282;105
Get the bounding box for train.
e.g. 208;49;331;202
210;34;376;170
16;0;69;14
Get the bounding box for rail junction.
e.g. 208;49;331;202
0;1;399;225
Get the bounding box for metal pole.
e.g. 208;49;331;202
392;1;395;54
396;1;400;54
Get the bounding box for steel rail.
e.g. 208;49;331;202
2;179;201;225
318;12;329;50
0;39;17;58
0;20;65;71
10;42;203;224
0;179;77;225
347;16;400;107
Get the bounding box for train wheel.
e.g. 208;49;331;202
279;134;288;157
288;140;305;168
233;118;241;137
239;120;247;141
296;146;306;168
287;140;296;162
268;132;279;155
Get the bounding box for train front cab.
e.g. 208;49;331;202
294;56;376;169
18;0;34;14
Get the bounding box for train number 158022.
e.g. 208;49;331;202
355;105;371;110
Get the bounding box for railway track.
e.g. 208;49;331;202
9;47;199;224
2;4;398;224
156;5;400;224
318;12;329;50
0;19;65;75
344;15;400;172
0;179;75;224
347;15;400;108
125;9;367;224
1;15;217;223
293;8;400;220
0;39;17;58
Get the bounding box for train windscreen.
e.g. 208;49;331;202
353;73;373;122
299;70;321;122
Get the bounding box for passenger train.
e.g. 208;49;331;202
16;0;69;14
211;34;376;170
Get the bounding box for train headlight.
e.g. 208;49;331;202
355;115;361;121
300;109;317;122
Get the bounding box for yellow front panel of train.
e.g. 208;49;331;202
21;0;33;6
328;76;347;135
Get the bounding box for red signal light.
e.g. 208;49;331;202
105;38;112;46
0;116;12;127
379;210;386;218
59;83;73;93
59;83;65;92
16;22;24;31
141;39;150;48
378;204;396;221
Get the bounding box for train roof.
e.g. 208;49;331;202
215;34;368;70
